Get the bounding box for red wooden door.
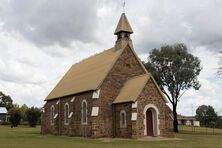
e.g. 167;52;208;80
146;109;154;136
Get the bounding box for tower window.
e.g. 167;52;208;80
124;33;129;38
126;63;131;68
117;34;121;40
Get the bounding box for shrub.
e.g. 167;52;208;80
0;121;10;125
216;119;222;128
26;107;41;127
20;122;29;126
9;107;21;127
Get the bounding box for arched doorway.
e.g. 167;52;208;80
146;109;154;136
143;104;160;136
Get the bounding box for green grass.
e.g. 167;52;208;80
179;125;222;135
0;125;222;148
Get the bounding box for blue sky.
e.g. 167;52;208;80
0;0;221;115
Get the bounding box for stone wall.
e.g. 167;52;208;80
41;44;173;138
114;103;132;138
41;99;59;135
164;106;174;137
133;78;174;138
95;45;146;137
41;91;94;137
41;45;146;137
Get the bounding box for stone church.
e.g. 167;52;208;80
41;13;173;138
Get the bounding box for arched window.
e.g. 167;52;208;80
64;103;69;125
81;100;87;125
50;105;55;125
120;110;126;128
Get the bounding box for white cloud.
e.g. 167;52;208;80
0;0;221;117
0;0;99;47
0;31;103;107
177;48;222;116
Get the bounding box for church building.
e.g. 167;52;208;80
41;13;173;138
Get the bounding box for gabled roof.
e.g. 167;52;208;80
45;47;125;100
113;74;150;104
0;107;7;114
113;74;168;104
45;13;156;101
46;38;148;101
114;13;133;35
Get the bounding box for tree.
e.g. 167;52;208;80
26;107;42;127
144;43;202;132
196;105;218;126
215;117;222;128
0;91;13;110
20;104;28;122
8;106;21;127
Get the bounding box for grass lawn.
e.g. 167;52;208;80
179;125;222;135
0;125;222;148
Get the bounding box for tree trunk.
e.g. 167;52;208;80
173;104;178;132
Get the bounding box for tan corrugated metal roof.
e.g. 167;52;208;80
45;13;166;102
114;13;133;35
45;47;124;100
113;74;150;104
113;74;169;104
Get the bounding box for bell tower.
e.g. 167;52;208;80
114;13;133;49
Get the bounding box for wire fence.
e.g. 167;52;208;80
178;125;222;135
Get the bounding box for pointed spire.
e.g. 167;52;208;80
114;13;133;35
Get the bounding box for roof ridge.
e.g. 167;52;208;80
72;47;115;66
45;46;125;100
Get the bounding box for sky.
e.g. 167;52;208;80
0;0;222;116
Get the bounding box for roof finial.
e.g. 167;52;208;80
122;0;125;13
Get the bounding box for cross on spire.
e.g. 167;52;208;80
122;1;125;13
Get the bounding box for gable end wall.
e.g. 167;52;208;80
134;79;174;138
93;46;146;137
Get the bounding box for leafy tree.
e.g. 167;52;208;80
20;104;28;122
144;43;202;132
196;105;218;126
209;121;216;127
8;106;21;127
210;121;216;134
216;118;222;128
26;107;42;127
0;91;13;110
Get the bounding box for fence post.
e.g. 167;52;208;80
213;127;214;135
